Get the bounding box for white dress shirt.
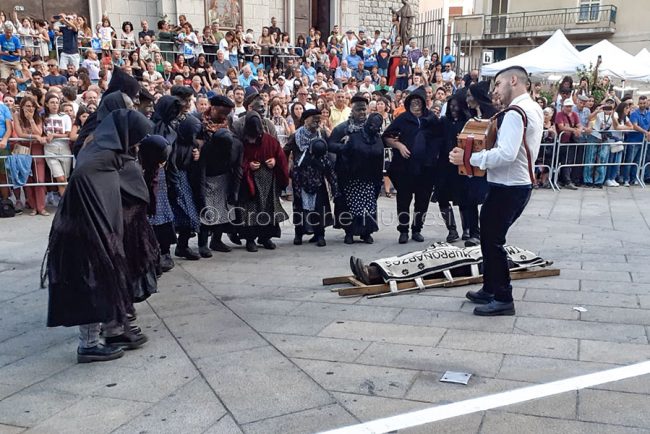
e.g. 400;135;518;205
469;93;543;186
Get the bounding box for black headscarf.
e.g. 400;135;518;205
105;67;141;99
73;92;130;156
468;81;497;119
173;114;202;171
152;95;182;145
90;109;153;154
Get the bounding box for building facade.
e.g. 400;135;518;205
19;0;418;45
451;0;650;71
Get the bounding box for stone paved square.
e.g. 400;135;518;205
1;189;649;433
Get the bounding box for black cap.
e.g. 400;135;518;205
138;85;156;102
170;85;193;98
243;92;263;109
300;108;321;123
350;94;369;104
210;94;235;108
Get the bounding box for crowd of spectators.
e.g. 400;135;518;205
1;9;650;217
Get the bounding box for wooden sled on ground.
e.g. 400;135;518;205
323;261;560;299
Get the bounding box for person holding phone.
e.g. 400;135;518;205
0;23;22;79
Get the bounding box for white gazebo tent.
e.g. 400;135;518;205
632;49;650;82
577;39;640;80
481;30;584;76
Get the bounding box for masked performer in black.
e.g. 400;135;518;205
284;109;337;247
335;112;385;244
47;110;167;363
196;95;242;256
237;112;290;252
149;95;183;271
168;86;203;260
383;86;445;244
433;92;470;243
72;68;142;156
460;81;497;246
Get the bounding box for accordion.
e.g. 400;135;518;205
457;118;497;177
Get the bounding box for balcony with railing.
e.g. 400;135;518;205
482;5;617;39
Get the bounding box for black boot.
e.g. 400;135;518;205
316;235;326;247
440;206;459;243
344;233;354;244
398;232;409;244
175;234;200;260
259;238;277;250
411;231;424;242
160;253;175;272
77;344;124;363
209;232;232;252
294;229;303;245
361;234;374;244
228;232;242;245
197;228;212;258
460;209;470;240
245;240;258;252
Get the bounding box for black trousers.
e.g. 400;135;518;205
392;170;436;234
480;184;532;302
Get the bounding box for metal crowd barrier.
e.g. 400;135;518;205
553;131;646;189
0;139;74;188
54;37;304;70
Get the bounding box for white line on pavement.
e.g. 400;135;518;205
319;360;650;434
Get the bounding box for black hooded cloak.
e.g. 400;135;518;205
47;110;156;327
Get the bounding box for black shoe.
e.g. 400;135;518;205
462;229;470;240
398;233;409;244
316;236;326;247
473;300;515;316
466;289;495;304
126;313;137;323
361;234;374;244
198;246;213;258
246;240;258;252
308;235;318;243
344;234;354;244
175;246;200;260
594;184;603;189
464;237;480;247
104;332;149;350
294;235;303;245
228;233;242;245
411;232;424;242
260;239;276;250
77;344;124;363
160;253;175;272
446;229;460;243
209;238;232;252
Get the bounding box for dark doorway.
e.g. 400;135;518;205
13;0;89;23
312;0;330;38
490;0;508;34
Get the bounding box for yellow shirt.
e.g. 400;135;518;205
330;105;351;127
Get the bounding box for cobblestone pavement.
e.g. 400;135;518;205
1;188;649;434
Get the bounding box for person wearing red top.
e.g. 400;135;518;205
236;112;289;252
555;98;582;189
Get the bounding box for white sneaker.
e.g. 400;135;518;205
623;181;630;187
604;180;616;187
611;180;620;187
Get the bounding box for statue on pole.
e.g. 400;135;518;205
391;0;415;46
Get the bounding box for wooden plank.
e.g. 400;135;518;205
347;277;366;287
322;276;354;285
337;267;560;297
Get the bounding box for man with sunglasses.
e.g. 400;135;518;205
43;61;68;88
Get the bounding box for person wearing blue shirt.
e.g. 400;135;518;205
362;43;377;69
0;24;23;79
346;52;362;70
238;65;254;87
300;59;316;84
353;61;370;82
622;96;650;185
43;61;68;88
0;101;12;200
441;46;455;66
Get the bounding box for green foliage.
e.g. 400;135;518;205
576;62;607;105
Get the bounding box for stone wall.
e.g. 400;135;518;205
358;0;419;41
103;0;161;33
